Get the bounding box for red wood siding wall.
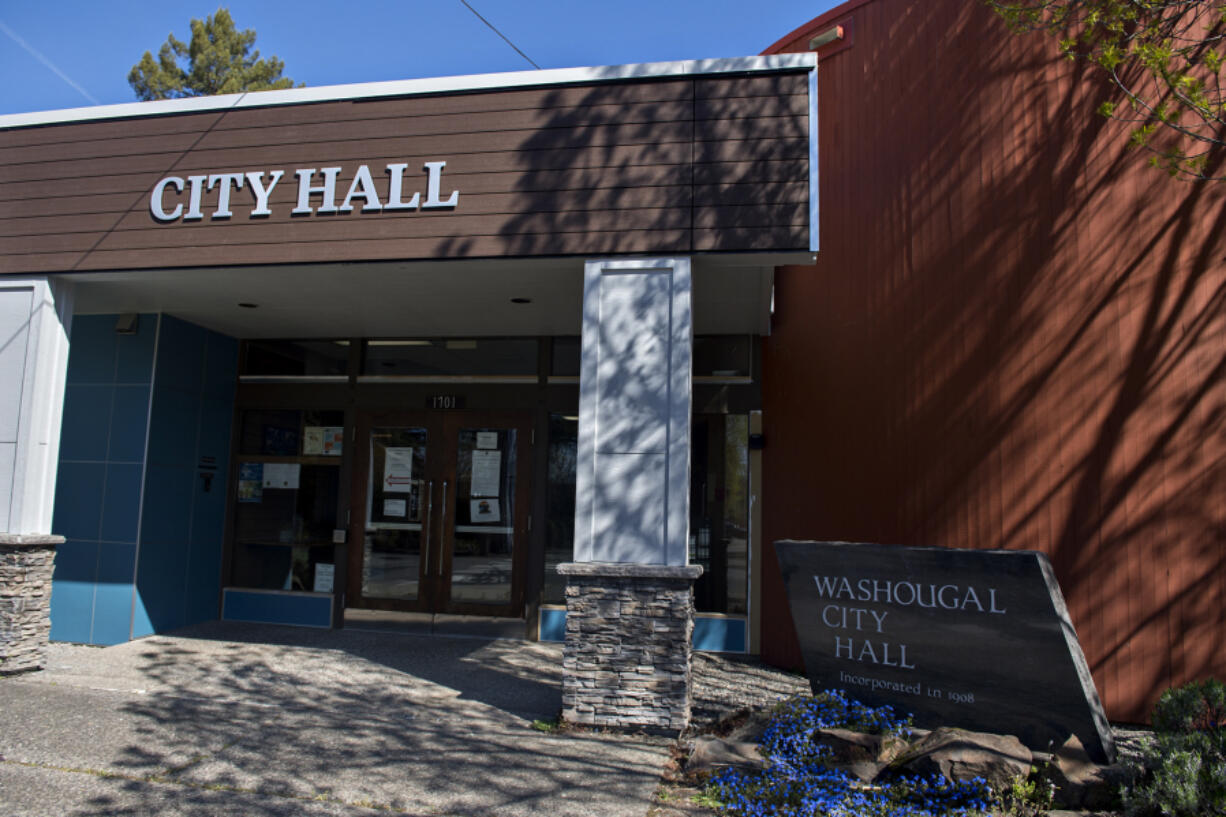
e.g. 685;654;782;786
0;73;808;273
761;0;1225;722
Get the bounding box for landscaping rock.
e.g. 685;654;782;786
813;727;883;760
877;733;912;764
1046;734;1130;811
891;726;1033;790
722;711;771;745
811;728;889;781
687;736;767;776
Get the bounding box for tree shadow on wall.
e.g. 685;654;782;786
431;64;809;261
761;0;1224;722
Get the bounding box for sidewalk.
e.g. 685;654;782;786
0;621;674;817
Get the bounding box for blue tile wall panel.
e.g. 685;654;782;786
692;616;748;653
52;315;157;645
191;329;236;624
100;463;143;544
154;317;205;391
135;549;187;634
49;581;95;643
52;314;192;646
64;316;118;384
90;582;135;645
131;589;155;639
203;334;237;398
146;386;202;468
50;539;98;583
196;397;234;462
59;384;113;462
53;461;105;542
107;385;152;462
539;607;566;642
223;590;332;628
133;316;236;638
184;545;222;628
140;464;193;545
96;542;137;583
112;316;159;385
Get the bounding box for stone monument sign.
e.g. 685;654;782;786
775;540;1116;763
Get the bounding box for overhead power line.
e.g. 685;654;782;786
458;0;541;70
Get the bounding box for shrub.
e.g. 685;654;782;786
1122;679;1226;817
1152;678;1226;734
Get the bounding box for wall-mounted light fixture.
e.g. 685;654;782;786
115;313;139;335
809;25;844;50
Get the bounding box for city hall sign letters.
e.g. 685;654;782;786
775;540;1117;763
149;161;460;222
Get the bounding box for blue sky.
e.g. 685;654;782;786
0;1;839;116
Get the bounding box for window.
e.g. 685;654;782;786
693;336;752;379
690;414;749;614
540;411;750;615
542;413;578;604
230;409;344;594
362;338;538;377
549;335;753;379
241;340;350;377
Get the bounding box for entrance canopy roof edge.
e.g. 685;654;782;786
0;54;816;131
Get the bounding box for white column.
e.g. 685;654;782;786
574;257;692;566
0;277;73;535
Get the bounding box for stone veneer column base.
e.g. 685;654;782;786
557;562;703;733
0;534;62;673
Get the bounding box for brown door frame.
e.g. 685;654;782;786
347;410;435;614
347;408;533;617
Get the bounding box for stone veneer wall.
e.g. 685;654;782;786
0;535;61;673
558;562;702;732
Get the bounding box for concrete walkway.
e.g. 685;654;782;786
0;621;671;816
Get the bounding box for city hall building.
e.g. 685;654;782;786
2;0;1222;726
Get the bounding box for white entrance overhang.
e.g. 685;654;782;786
56;252;809;340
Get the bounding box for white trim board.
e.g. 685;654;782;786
0;54;817;131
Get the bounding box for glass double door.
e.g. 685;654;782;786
348;411;531;617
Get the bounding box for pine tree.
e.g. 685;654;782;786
128;7;300;101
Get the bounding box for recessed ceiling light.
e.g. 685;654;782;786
238;302;259;309
510;297;532;304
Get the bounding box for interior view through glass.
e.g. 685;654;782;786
228;336;754;624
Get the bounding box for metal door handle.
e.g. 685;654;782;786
423;480;434;575
438;480;448;577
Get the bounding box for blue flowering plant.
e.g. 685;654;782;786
704;690;998;817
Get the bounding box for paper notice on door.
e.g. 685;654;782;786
475;431;499;450
304;426;344;456
383;498;407;518
470;498;501;523
238;462;263;502
383;447;414;491
262;463;300;489
313;563;335;593
470;449;501;497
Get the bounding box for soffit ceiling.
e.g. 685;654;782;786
62;254;793;339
